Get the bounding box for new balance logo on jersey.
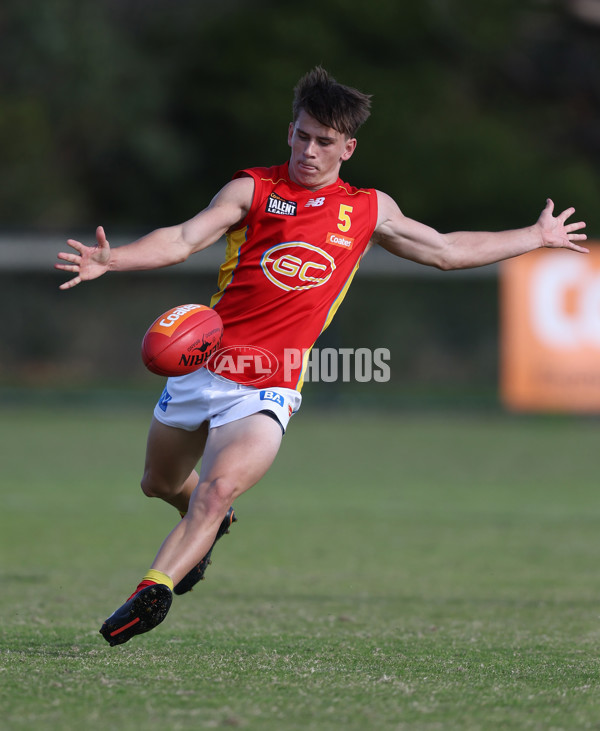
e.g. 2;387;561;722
266;193;297;217
305;197;325;207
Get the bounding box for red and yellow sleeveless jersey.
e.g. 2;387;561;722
207;162;378;391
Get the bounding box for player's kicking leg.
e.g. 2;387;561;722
140;417;238;589
100;413;283;646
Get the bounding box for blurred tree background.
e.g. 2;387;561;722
1;0;599;403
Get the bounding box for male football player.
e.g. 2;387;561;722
56;67;588;645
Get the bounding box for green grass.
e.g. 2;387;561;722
2;404;600;729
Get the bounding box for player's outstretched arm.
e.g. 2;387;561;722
535;198;588;251
55;176;254;290
55;222;193;291
372;193;588;270
55;225;112;290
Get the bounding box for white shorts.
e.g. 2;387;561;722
153;368;302;433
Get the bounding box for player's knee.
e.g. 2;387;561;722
140;470;172;499
196;476;236;516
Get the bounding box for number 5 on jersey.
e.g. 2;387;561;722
337;204;353;232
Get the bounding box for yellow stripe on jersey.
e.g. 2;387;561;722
295;257;363;391
295;346;314;392
210;226;248;308
320;259;362;333
260;176;288;185
337;184;373;197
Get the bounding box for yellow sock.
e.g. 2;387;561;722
143;569;174;591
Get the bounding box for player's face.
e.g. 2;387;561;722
287;110;357;190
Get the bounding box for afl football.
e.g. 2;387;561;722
141;304;223;377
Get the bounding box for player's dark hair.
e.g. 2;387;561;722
292;66;372;138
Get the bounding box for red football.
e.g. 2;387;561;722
141;304;223;377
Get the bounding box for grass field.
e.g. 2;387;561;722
2;402;600;730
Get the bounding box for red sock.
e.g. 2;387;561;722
127;579;156;601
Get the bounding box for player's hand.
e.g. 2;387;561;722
55;226;111;289
536;199;588;253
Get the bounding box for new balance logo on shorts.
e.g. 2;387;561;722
259;390;284;407
158;387;172;412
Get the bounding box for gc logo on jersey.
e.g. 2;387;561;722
260;242;336;292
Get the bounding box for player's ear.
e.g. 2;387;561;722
341;137;357;162
288;122;295;147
